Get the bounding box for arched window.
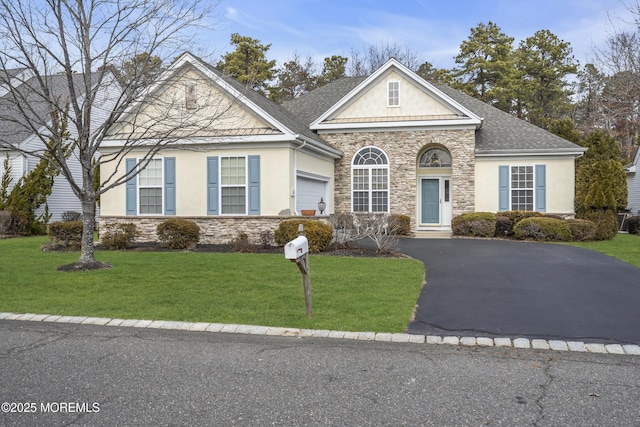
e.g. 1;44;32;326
419;147;452;168
352;147;389;212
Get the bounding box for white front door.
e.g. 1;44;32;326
419;177;452;228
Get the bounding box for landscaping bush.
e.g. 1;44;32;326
513;217;572;242
274;219;333;253
451;212;496;237
389;214;411;236
566;218;597;241
62;211;82;222
578;209;618;240
352;213;400;254
0;210;12;234
47;220;83;250
494;215;513;238
230;232;257;253
626;216;640;235
100;223;139;250
328;213;356;248
157;218;200;249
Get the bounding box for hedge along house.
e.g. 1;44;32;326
99;53;342;242
285;59;586;235
99;54;586;242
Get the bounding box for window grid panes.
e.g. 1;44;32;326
221;156;246;214
388;81;399;106
139;159;163;214
511;166;534;211
352;147;389;213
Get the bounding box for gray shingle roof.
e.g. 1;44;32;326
195;59;332;147
283;74;584;155
0;73;94;148
283;77;367;126
436;84;584;153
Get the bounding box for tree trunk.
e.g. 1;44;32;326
56;193;111;271
79;197;97;264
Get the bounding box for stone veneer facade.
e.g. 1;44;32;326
99;216;328;245
323;128;476;231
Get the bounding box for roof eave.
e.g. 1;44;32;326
475;148;587;157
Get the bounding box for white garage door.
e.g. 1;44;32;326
296;176;327;213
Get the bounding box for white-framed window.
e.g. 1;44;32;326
220;156;247;214
138;158;163;214
511;165;534;211
387;81;400;107
185;81;197;110
352;146;389;213
419;147;452;168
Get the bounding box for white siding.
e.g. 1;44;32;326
627;172;640;215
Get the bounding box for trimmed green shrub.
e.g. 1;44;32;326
274;219;333;253
101;223;139;250
566;218;597;241
389;214;411;236
48;220;83;250
157;218;200;249
626;216;639;235
451;212;496;237
578;209;618;240
513;217;572;242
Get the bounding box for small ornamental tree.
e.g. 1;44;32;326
575;130;627;239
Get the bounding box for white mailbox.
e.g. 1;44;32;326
284;236;309;260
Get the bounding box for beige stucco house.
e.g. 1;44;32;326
99;53;586;242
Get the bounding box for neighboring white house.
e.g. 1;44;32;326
99;53;587;243
626;148;640;216
0;69;119;222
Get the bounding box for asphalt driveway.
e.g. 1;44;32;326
400;238;640;345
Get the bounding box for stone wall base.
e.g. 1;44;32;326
98;216;328;245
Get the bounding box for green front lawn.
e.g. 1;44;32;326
562;233;640;268
0;237;424;332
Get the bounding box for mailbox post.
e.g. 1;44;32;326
284;224;312;317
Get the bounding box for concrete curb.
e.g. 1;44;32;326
2;312;639;356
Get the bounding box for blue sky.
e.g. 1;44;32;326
195;0;636;71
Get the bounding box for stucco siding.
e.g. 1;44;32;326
475;156;577;214
334;70;454;120
100;145;335;218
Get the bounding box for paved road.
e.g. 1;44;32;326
401;239;640;344
1;320;639;426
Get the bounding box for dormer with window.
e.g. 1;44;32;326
387;80;400;107
185;81;197;110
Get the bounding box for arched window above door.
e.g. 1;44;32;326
419;148;452;168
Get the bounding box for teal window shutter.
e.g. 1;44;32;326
126;158;137;215
535;164;546;212
498;165;509;211
207;156;219;215
164;157;176;215
248;155;260;215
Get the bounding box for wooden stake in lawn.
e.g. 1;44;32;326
284;224;313;317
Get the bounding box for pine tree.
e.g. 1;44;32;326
575;130;627;239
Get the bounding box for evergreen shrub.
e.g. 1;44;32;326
274;219;333;253
565;218;597;241
157;219;200;249
101;223;139;250
451;212;496;237
48;221;83;250
513;217;572;242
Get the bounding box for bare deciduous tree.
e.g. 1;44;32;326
0;0;219;270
